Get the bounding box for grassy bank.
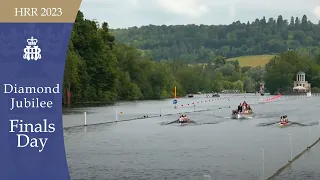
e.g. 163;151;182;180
227;54;274;67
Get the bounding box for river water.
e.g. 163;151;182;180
63;94;320;180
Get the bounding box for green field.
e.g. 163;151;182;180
227;55;274;67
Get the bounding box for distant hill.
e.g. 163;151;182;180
111;15;320;63
227;55;274;67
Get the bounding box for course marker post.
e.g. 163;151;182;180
84;111;87;126
261;148;265;180
288;133;293;161
116;106;118;121
203;175;211;180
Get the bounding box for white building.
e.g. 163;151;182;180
293;71;311;92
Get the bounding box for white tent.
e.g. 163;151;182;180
293;86;306;90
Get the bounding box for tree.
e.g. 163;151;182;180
111;15;320;62
212;56;226;69
243;77;255;92
264;50;318;94
301;15;308;30
63;11;320;106
245;66;266;84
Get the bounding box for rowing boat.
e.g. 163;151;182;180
167;118;196;125
187;94;194;98
278;122;289;128
231;112;253;119
178;118;196;124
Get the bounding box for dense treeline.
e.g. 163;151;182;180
111;15;320;62
63;11;270;105
264;50;320;94
63;11;178;105
63;11;320;106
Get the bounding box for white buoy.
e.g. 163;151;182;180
261;148;265;180
288;133;293;161
84;111;87;126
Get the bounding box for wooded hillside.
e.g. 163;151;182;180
63;11;320;106
111;15;320;62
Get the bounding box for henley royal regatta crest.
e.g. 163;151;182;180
23;36;42;61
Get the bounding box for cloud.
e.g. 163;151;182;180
314;6;320;18
228;4;236;22
79;0;320;28
156;0;208;18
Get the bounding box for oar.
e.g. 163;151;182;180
189;120;199;125
260;121;279;126
307;122;319;126
290;122;307;126
200;120;223;125
165;120;179;125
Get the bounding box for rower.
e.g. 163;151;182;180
238;103;242;113
243;101;247;107
184;115;189;122
280;116;283;122
179;116;184;122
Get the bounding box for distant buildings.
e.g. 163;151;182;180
293;71;311;92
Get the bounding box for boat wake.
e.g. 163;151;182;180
160;119;224;126
199;120;224;125
257;121;314;127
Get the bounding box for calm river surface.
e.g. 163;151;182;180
63;94;320;180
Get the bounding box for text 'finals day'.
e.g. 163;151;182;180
3;83;60;152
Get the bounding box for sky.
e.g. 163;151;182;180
80;0;320;29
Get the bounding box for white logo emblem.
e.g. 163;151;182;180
23;36;41;61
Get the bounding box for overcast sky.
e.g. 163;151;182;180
80;0;320;29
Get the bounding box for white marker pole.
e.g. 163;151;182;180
309;126;312;145
203;175;211;180
116;106;118;121
261;148;265;180
288;133;292;161
84;111;87;126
